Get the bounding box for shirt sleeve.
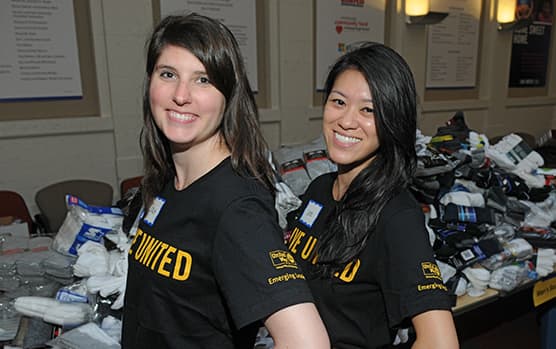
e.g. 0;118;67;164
212;195;314;329
375;206;456;328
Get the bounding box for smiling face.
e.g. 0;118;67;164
323;68;379;174
149;45;226;152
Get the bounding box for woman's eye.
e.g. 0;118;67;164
330;98;345;106
160;71;175;79
362;107;374;114
197;76;211;84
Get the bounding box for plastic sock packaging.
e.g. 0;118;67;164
272;146;312;196
72;241;110;277
493;223;516;240
517;227;556;249
46;322;120;349
505;237;535;260
14;296;93;327
101;315;122;344
53;195;123;257
486;186;508;213
486;133;532;170
535;249;556;277
415;129;432;156
440;191;485;208
275;181;302;229
416;152;455;177
302;135;337;179
504;198;530;223
488;262;534;292
462;266;491;296
487;134;546;187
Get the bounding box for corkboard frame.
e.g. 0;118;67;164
0;1;100;121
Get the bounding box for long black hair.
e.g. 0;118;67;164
140;13;274;208
316;42;418;274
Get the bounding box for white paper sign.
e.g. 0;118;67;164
315;0;385;91
425;0;481;88
161;0;258;91
0;0;82;101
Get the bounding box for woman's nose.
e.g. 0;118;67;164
173;82;191;105
338;108;358;129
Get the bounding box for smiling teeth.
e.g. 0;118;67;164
335;132;360;144
170;111;194;121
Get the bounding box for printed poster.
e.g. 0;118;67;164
509;0;553;87
0;0;82;101
315;0;385;91
425;0;482;88
161;0;258;91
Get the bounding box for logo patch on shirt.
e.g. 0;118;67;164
421;261;442;280
143;196;165;226
269;250;298;270
299;200;323;228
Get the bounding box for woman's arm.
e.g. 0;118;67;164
264;302;330;349
411;310;459;349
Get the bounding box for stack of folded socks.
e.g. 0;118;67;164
486;133;546;188
488;262;534;292
442;203;496;225
536;248;556;277
462;266;491;296
429;111;472;154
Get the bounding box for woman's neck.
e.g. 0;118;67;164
172;136;230;190
333;171;356;200
334;155;376;200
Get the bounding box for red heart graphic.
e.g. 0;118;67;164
336;25;343;34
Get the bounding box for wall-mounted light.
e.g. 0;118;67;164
405;0;448;25
497;0;532;31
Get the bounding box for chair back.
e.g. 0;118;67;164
35;179;113;235
120;175;143;198
0;190;34;234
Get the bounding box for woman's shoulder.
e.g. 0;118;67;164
307;172;336;190
201;159;273;201
380;188;423;220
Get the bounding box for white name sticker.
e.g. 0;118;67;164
299;200;323;228
143;196;166;226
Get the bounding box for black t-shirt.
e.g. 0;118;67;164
287;173;455;349
122;158;313;349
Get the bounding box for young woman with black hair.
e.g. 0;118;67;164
287;42;459;348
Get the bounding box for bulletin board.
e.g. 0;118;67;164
313;0;387;106
507;0;553;97
0;1;99;121
153;0;270;108
424;0;483;101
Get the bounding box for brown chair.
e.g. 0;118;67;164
0;190;34;234
35;180;114;235
120;175;143;198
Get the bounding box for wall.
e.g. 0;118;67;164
1;0;555;215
